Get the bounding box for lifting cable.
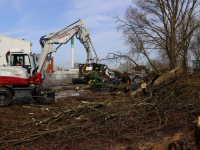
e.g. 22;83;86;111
81;52;97;76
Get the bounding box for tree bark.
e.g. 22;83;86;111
152;67;183;89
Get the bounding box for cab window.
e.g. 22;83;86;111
30;55;36;70
10;54;31;66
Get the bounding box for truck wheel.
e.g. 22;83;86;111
34;86;55;104
0;87;13;106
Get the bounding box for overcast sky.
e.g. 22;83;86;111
0;0;132;69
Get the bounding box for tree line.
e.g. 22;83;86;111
111;0;200;78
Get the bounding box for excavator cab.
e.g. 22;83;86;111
7;49;36;76
10;54;29;66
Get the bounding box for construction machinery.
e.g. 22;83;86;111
79;63;110;83
0;19;99;106
109;71;115;80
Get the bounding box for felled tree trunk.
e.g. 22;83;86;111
151;67;183;89
41;85;92;94
131;67;183;97
195;116;200;149
41;83;130;94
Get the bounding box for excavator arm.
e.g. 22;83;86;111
37;19;99;75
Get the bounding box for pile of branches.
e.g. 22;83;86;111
0;75;200;149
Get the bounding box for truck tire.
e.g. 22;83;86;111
0;87;13;106
33;86;55;104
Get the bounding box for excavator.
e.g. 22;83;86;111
0;19;100;106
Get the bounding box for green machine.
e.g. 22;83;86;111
79;63;110;86
88;72;103;88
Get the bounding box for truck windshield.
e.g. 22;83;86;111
10;54;30;66
30;55;36;70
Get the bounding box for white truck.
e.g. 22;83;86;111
109;71;115;80
0;35;32;66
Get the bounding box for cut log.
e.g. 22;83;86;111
41;83;130;94
152;67;183;89
41;85;91;94
102;83;130;89
195;116;200;149
131;88;143;98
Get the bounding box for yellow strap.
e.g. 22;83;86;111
82;62;97;76
81;52;97;76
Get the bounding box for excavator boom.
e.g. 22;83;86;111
37;19;99;75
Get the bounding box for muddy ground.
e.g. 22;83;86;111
0;75;200;149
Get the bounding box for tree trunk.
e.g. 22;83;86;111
151;67;183;89
196;62;198;74
41;83;130;94
169;54;177;70
131;67;183;97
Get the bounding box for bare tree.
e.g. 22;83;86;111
107;52;152;77
146;58;170;73
190;32;200;73
117;60;134;73
113;0;200;71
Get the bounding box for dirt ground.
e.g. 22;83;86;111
1;74;200;149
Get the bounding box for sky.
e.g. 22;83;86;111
0;0;132;69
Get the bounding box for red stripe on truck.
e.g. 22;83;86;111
0;76;30;86
58;33;70;39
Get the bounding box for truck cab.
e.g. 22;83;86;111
109;71;115;80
